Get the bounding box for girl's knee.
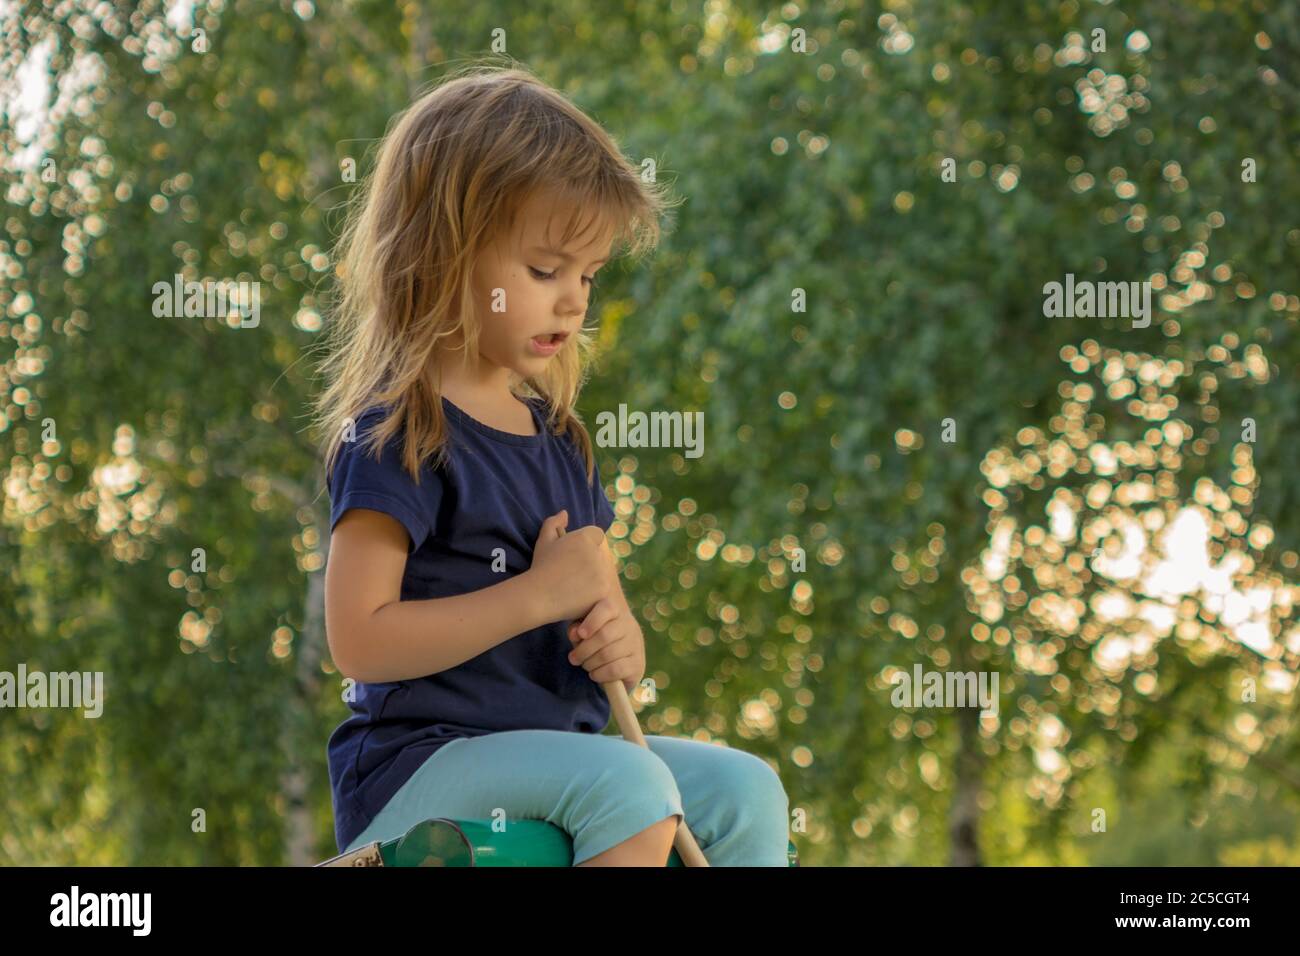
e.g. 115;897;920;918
561;743;683;847
558;738;682;815
719;753;790;823
599;742;682;802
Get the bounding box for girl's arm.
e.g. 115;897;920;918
325;508;554;684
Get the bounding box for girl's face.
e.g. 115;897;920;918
468;190;614;384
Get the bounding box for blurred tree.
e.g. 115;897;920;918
1;0;1295;866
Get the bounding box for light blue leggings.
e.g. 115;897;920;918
345;730;791;866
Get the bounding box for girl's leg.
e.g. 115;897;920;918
642;735;791;866
344;730;685;866
574;814;679;867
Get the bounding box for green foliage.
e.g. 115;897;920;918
1;0;1295;865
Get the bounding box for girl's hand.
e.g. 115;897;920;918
566;594;645;695
528;510;615;623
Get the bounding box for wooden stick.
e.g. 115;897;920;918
603;680;710;867
562;523;709;866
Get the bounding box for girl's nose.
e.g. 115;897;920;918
558;282;587;316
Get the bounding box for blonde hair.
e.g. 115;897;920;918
310;61;673;490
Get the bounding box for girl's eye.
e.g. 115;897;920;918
529;266;598;288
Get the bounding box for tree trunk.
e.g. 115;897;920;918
949;700;984;866
406;4;433;101
946;489;987;868
282;465;328;866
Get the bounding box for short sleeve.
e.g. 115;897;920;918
328;409;439;554
591;455;617;532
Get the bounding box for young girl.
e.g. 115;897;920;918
312;64;790;866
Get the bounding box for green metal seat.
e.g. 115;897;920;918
318;818;799;867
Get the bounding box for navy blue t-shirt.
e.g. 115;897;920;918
325;394;618;853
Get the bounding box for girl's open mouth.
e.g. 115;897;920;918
529;332;567;355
